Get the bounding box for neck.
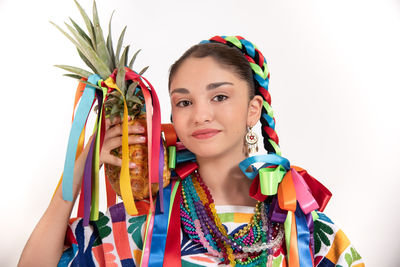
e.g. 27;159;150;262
195;146;257;207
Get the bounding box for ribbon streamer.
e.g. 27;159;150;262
62;74;101;201
148;183;172;266
158;137;165;213
104;76;138;215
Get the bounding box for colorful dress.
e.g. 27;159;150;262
58;202;364;267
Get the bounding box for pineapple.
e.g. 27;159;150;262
52;0;170;199
105;113;170;199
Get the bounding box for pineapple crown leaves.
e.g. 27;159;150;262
51;0;146;84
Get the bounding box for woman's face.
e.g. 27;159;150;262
169;56;253;159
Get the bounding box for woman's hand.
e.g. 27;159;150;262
99;116;146;169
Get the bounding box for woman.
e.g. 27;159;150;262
19;36;364;266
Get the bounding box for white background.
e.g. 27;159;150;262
1;0;399;266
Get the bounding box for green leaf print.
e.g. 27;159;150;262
272;255;283;267
313;220;334;254
93;212;112;247
345;253;353;266
345;247;362;266
128;215;146;249
351;247;361;261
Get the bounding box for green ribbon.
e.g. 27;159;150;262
90;80;108;221
311;210;319;221
225;36;242;49
168;146;176;169
284;211;292;259
259;165;287;195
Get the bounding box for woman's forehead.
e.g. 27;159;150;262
169;57;242;89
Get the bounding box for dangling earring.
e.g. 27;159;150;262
245;125;258;154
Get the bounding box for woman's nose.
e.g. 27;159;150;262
193;100;213;124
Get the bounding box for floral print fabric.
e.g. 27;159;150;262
58;203;364;267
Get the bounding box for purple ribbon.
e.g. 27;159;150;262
306;213;315;256
269;196;287;223
83;133;96;226
83;90;103;226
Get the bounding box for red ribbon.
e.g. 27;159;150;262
175;162;199;180
163;183;182;267
249;174;268;202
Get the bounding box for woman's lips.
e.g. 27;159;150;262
191;129;221;139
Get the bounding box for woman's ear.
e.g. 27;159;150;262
247;95;263;126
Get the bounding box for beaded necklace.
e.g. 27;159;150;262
180;169;284;266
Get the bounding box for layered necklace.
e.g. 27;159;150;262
180;169;284;266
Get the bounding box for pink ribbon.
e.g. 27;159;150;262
291;169;319;214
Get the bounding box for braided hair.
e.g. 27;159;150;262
169;35;281;156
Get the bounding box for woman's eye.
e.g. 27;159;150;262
213;95;228;102
176;100;192;107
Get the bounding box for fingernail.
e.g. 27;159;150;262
129;162;136;168
139;136;146;141
138;126;145;131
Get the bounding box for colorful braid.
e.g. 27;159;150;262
200;36;281;156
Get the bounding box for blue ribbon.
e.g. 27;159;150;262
295;204;313;267
241;39;256;58
62;74;101;201
238;154;290;179
176;149;196;163
262;113;275;130
148;182;172;267
254;73;269;88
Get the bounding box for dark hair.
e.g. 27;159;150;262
168;43;256;100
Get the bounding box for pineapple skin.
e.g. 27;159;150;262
104;116;171;200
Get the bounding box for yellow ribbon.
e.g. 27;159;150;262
104;77;138;215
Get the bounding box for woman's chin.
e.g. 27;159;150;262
190;147;221;160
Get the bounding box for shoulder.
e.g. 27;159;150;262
314;212;364;267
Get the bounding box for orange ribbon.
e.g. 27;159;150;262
278;170;297;212
161;124;177;148
277;169;299;267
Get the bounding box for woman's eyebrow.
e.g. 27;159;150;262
170;88;189;95
170;82;233;95
206;82;233;90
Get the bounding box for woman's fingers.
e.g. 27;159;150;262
105;116;123;130
104;122;145;140
100;134;146;167
101;118;146;168
105;135;146;151
102;155;137;169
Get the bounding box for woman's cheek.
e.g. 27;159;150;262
171;112;186;139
